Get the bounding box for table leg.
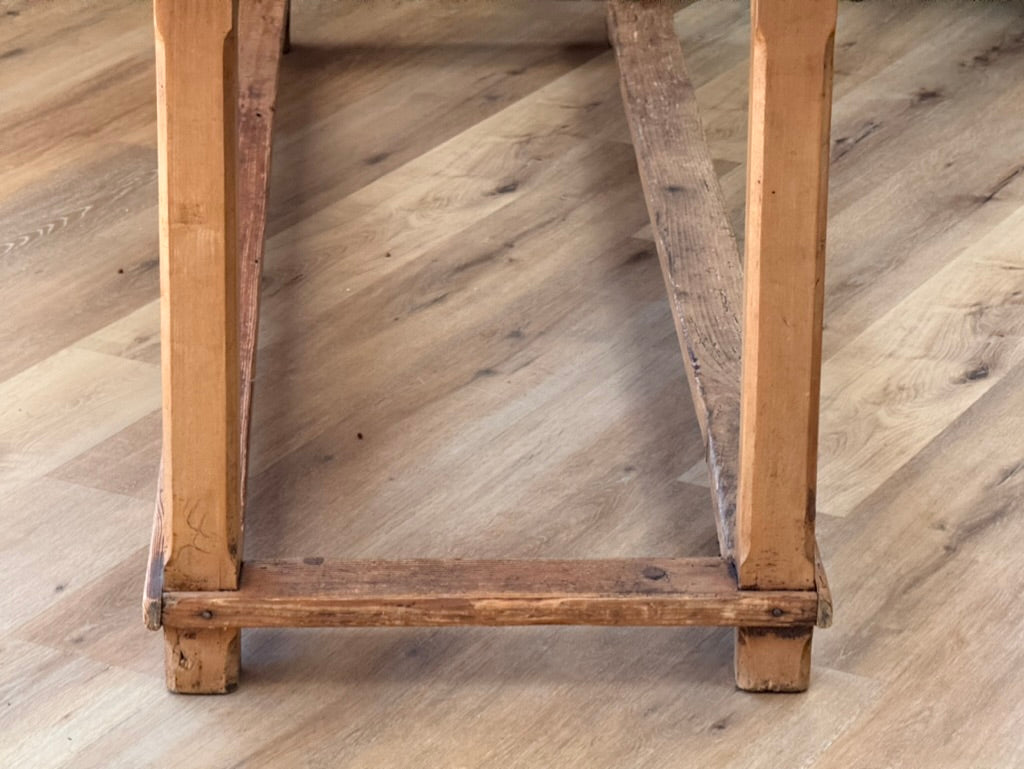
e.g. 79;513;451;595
735;0;837;692
154;0;243;694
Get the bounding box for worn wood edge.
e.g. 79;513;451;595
608;0;744;564
814;542;833;628
161;558;819;628
143;472;165;630
238;0;288;517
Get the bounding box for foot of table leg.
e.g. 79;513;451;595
164;627;241;694
734;627;812;692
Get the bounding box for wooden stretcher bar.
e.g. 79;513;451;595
161;558;820;629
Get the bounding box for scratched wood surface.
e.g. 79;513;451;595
2;1;1023;766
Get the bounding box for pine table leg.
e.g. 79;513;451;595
154;0;242;694
735;0;836;692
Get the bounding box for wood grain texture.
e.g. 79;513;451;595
818;202;1024;518
153;0;242;694
733;0;837;693
161;558;819;628
608;0;744;561
737;0;836;591
154;0;241;593
238;0;288;511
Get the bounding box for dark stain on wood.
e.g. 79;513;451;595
914;88;942;104
623;246;656;266
162;557;820;628
973;165;1023;205
957;363;989;383
365;151;390;166
943;504;1012;557
995;462;1023;487
739;626;813;641
962;33;1024;69
833;120;880;161
409;291;449;314
451;246;506;275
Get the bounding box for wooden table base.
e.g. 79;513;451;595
145;0;836;694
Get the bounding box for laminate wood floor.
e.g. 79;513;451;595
2;1;1023;766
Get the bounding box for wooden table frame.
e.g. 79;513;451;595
144;0;837;694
